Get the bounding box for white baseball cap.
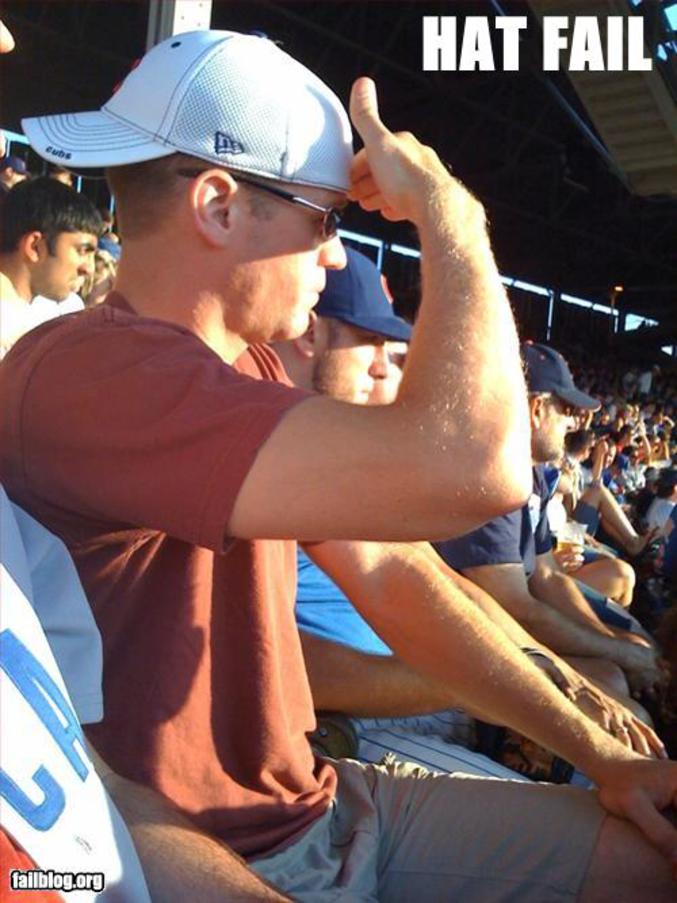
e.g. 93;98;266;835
22;30;353;192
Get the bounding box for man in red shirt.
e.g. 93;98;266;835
3;28;677;901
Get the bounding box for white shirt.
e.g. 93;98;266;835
645;497;675;531
31;292;85;325
0;488;150;901
0;273;32;360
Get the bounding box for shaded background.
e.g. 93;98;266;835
1;0;675;354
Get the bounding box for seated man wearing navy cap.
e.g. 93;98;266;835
436;344;663;708
277;273;661;782
277;248;520;778
0;154;28;193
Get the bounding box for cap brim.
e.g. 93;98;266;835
337;313;412;342
21;110;175;168
556;387;601;411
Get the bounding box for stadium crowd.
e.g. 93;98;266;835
1;19;676;903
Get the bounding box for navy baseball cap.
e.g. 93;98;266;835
522;342;600;411
316;246;412;342
0;155;27;174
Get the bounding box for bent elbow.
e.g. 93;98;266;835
470;442;532;520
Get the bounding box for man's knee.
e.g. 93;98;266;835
571;657;629;697
581;814;675;902
617;558;636;590
581;485;602;507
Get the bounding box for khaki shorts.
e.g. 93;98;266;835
251;757;605;902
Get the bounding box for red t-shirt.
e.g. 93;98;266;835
0;295;336;857
0;830;61;901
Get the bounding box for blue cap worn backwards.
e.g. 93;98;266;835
316;247;412;342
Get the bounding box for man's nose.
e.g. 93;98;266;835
79;254;95;277
319;234;347;271
369;345;389;380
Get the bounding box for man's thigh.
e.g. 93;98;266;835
252;759;605;902
345;758;605;902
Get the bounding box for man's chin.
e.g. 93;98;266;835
279;311;314;342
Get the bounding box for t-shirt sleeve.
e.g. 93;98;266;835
15;322;310;552
434;511;523;571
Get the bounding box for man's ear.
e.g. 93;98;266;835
18;231;45;264
529;394;546;430
188;170;239;248
294;310;318;359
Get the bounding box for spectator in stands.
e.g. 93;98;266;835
638;364;660;399
48;163;74;186
622;366;639;398
435;343;662;702
5;29;677;900
0;177;100;357
277;250;654;783
98;207;122;261
645;469;677;533
83;247;117;306
623;444;648;494
575;437;657;557
0;154;28;193
657;505;677;587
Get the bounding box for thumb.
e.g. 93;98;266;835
350;77;388;144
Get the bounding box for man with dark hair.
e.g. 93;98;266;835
0;177;100;357
3;29;677;901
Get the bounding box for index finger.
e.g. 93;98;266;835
350;77;389;145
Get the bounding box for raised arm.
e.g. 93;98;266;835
229;78;531;543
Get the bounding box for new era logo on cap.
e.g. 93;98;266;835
214;132;245;155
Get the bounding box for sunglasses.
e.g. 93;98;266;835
550;396;578;418
177;168;343;241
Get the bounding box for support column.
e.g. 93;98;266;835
146;0;213;50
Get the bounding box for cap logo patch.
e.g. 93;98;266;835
45;146;72;160
214;132;245;155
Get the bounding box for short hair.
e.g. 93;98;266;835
565;429;593;456
656;469;677;499
0;177;102;254
106;153;275;241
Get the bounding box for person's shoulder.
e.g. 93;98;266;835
4;295;205;368
235;343;295;386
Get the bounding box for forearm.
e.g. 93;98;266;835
530;570;617;637
342;544;638;780
426;549;539;648
300;630;464;717
90;747;291;902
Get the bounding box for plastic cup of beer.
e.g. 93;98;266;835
556;521;586;555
